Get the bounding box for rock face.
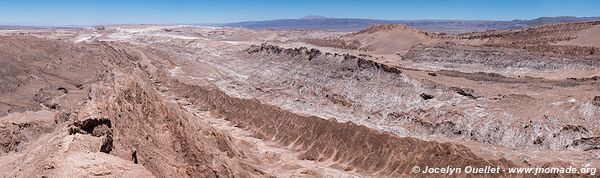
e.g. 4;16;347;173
246;44;403;74
0;37;156;178
594;96;600;106
303;38;361;50
91;75;260;177
0;36;262;178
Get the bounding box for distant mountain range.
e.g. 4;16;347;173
223;16;600;33
0;25;81;30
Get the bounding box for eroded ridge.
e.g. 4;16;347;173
173;80;518;177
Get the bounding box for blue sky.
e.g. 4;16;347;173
1;0;599;26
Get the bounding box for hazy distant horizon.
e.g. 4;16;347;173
1;0;600;26
3;16;600;28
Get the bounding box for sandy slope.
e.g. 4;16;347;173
559;24;600;47
341;24;437;55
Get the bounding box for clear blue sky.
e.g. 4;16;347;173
1;0;599;26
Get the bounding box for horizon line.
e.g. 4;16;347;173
2;15;599;27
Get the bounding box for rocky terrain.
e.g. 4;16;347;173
0;21;599;177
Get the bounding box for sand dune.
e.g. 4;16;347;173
341;24;437;55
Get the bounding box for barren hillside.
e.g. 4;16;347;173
0;21;598;177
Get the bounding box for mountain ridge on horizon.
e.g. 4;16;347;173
223;16;600;33
3;16;600;33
